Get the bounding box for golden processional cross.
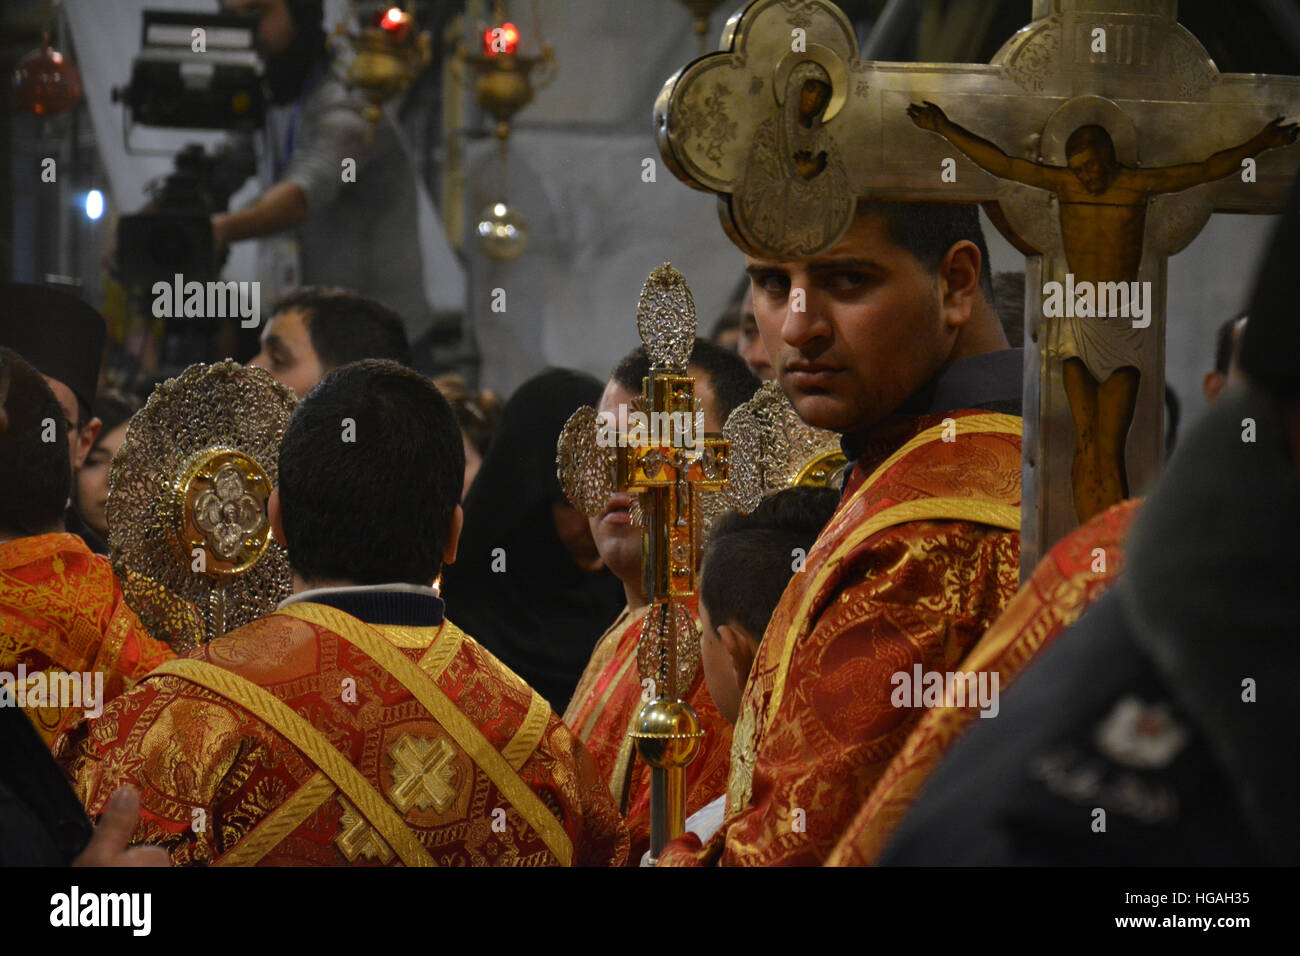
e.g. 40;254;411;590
559;264;731;862
655;0;1300;572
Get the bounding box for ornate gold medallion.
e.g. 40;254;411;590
723;380;846;513
177;451;274;574
108;360;297;651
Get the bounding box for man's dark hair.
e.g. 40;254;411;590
709;309;741;343
0;347;70;536
700;486;840;640
612;338;760;425
856;201;995;303
278;359;464;585
1238;172;1299;400
1214;313;1247;376
271;287;412;372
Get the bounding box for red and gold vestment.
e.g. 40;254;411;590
660;411;1023;865
0;533;173;745
826;498;1141;865
565;602;733;864
62;601;628;866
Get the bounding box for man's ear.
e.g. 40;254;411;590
717;623;759;689
268;486;287;547
74;417;102;471
1202;370;1226;403
442;504;464;567
938;240;982;330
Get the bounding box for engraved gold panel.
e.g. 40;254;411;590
173;449;274;576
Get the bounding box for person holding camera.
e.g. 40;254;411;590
211;0;451;367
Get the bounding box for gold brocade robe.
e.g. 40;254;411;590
0;533;174;745
60;601;628;866
658;411;1023;866
564;602;733;863
826;497;1142;865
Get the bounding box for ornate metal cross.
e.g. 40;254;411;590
558;263;731;859
655;0;1300;572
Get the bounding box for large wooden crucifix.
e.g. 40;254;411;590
654;0;1300;572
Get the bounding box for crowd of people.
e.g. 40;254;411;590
2;177;1290;867
1;0;1293;872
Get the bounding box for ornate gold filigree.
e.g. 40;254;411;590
723;380;847;513
108;360;296;651
556;405;615;518
637;602;701;699
636;264;696;372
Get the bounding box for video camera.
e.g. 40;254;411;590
113;10;266;289
113;10;266;130
115;142;255;288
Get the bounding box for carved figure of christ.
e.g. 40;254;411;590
909;100;1298;521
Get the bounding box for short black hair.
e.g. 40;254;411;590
611;338;760;425
1214;313;1247;376
699;486;840;640
1238;172;1299;400
271;287;413;371
0;347;70;535
278;359;464;585
856;201;995;303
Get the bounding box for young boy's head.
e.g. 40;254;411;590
699;486;839;723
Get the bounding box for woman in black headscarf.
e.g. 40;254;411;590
441;368;625;710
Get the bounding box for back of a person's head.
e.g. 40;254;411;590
0;347;70;536
612;338;760;424
856;201;995;303
272;287;413;373
700;485;840;639
278;359;464;585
